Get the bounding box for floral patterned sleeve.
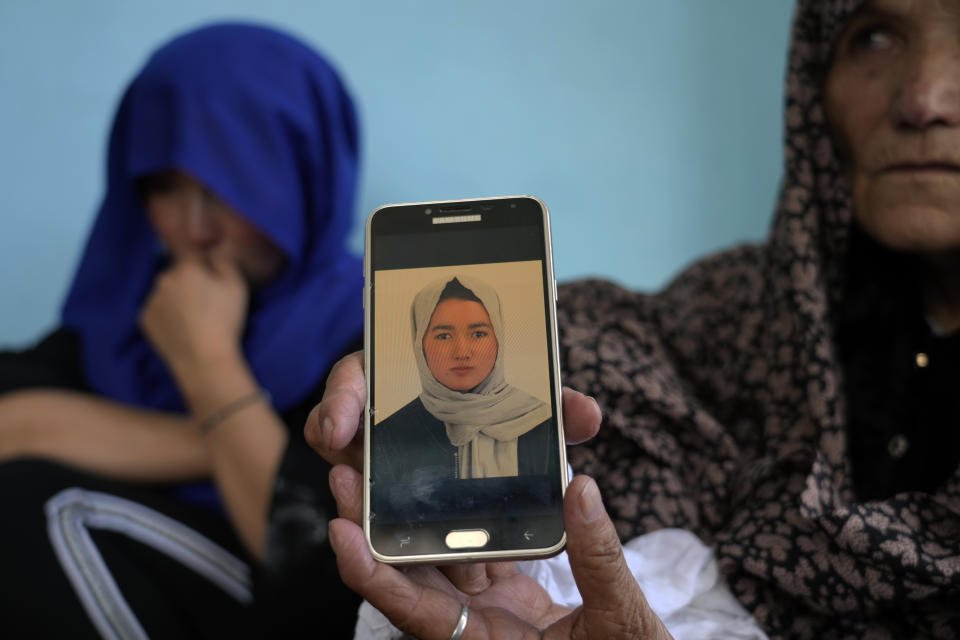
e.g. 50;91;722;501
557;274;756;545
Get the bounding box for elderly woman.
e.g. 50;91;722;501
0;23;362;637
308;0;960;638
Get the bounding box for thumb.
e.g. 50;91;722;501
564;475;671;639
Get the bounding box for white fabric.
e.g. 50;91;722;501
354;528;768;640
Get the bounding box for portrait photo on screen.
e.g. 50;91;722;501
372;260;554;487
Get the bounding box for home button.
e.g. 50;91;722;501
445;529;490;549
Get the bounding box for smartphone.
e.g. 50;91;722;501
363;195;567;564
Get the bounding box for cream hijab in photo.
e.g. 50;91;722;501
411;275;552;479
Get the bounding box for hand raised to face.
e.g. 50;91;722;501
139;255;248;376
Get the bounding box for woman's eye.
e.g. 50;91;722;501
471;330;488;339
848;24;896;53
433;332;451;341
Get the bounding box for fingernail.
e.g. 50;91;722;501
578;477;604;523
589;396;601;413
322;416;334;444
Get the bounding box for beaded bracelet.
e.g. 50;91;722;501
197;389;271;435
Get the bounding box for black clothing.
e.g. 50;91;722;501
840;230;960;500
1;459;260;639
0;329;361;638
0;329;85;394
371;397;558;521
374;397;556;483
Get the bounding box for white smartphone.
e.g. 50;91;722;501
363;195;567;564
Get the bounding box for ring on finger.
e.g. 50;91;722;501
448;604;469;640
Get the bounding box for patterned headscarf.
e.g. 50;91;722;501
61;23;363;413
560;1;960;637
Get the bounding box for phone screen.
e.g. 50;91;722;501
365;196;566;562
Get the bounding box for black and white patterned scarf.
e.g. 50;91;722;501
559;1;960;637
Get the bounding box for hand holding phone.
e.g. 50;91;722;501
307;371;665;640
364;196;567;564
328;473;672;640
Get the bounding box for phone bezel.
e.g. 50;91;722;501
363;195;568;565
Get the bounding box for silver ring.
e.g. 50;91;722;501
448;604;469;640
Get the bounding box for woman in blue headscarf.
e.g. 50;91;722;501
0;23;363;637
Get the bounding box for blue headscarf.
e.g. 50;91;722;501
62;23;363;414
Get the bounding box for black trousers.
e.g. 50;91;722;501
0;459;263;639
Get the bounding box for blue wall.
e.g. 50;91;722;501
0;1;794;347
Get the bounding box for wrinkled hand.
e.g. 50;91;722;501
139;255;248;374
328;469;671;639
305;351;672;639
